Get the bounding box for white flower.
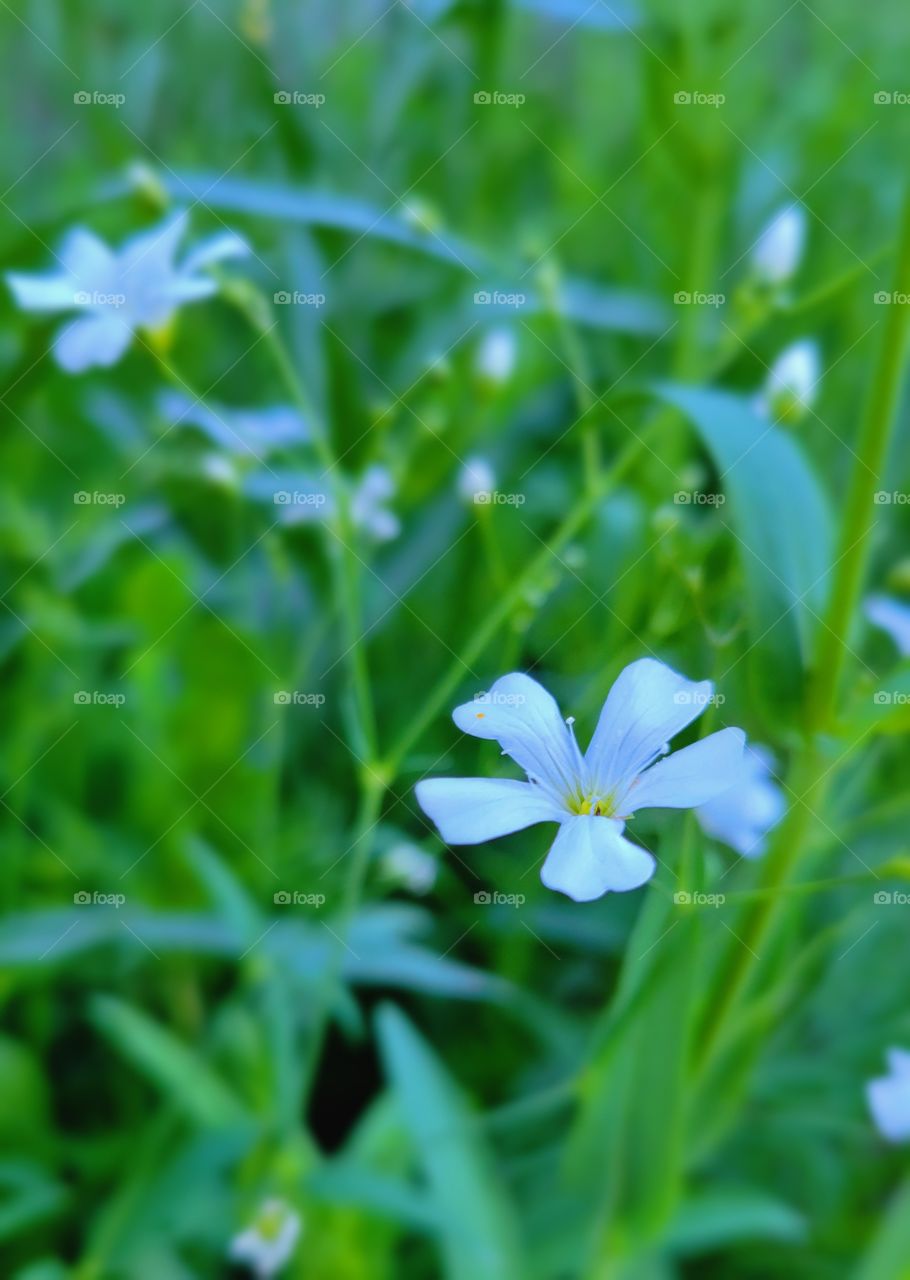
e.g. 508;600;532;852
350;465;400;542
760;339;821;422
752;204;806;285
475;328;517;385
867;1048;910;1143
696;745;785;858
380;841;438;895
416;659;746;903
866;594;910;657
457;455;496;504
6;211;248;373
229;1199;301;1278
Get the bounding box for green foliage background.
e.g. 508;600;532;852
1;0;910;1276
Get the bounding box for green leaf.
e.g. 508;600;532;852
657;384;834;711
853;1178;910;1280
666;1185;807;1254
88;996;249;1128
376;1004;523;1280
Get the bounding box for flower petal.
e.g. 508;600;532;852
887;1047;910;1078
180;230;250;275
6;271;78;313
540;815;655;902
53;314;132;373
622;728;746;814
415;777;561;845
585;658;714;793
452;673;578;796
696;744;785;857
866;594;910;658
867;1072;910;1143
59;227;117;283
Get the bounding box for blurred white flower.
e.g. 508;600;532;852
696;745;785;858
457;455;496;504
350;465;400;542
760;339;821;422
229;1199;301;1278
380;841;438;895
752;204;806;285
475;328;518;386
867;1048;910;1143
865;594;910;657
199;454;240;489
6;211;248;373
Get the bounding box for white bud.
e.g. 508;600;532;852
229;1200;302;1278
380;842;438;895
762;339;820;422
475;328;517;385
457;455;496;504
752;204;806;285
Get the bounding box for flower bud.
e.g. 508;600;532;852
475;328;517;387
457;455;496;504
752;204;806;286
763;339;820;422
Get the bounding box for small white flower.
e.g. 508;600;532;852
350;465;400;542
760;339;821;422
866;594;910;657
416;659;746;903
867;1048;910;1143
229;1199;301;1278
380;841;438;895
475;328;517;386
751;204;806;285
457;455;496;504
696;745;785;858
6;211;248;373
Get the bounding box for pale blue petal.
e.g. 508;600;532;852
867;1071;910;1143
6;271;77;313
415;776;562;844
540;815;655;902
180;230;250;275
622;728;745;814
59;227;117;283
452;672;578;798
887;1047;910;1078
585;658;714;793
866;594;910;657
119;212;189;326
696;744;785;857
53;314;132;373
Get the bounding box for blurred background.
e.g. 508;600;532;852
2;0;910;1276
